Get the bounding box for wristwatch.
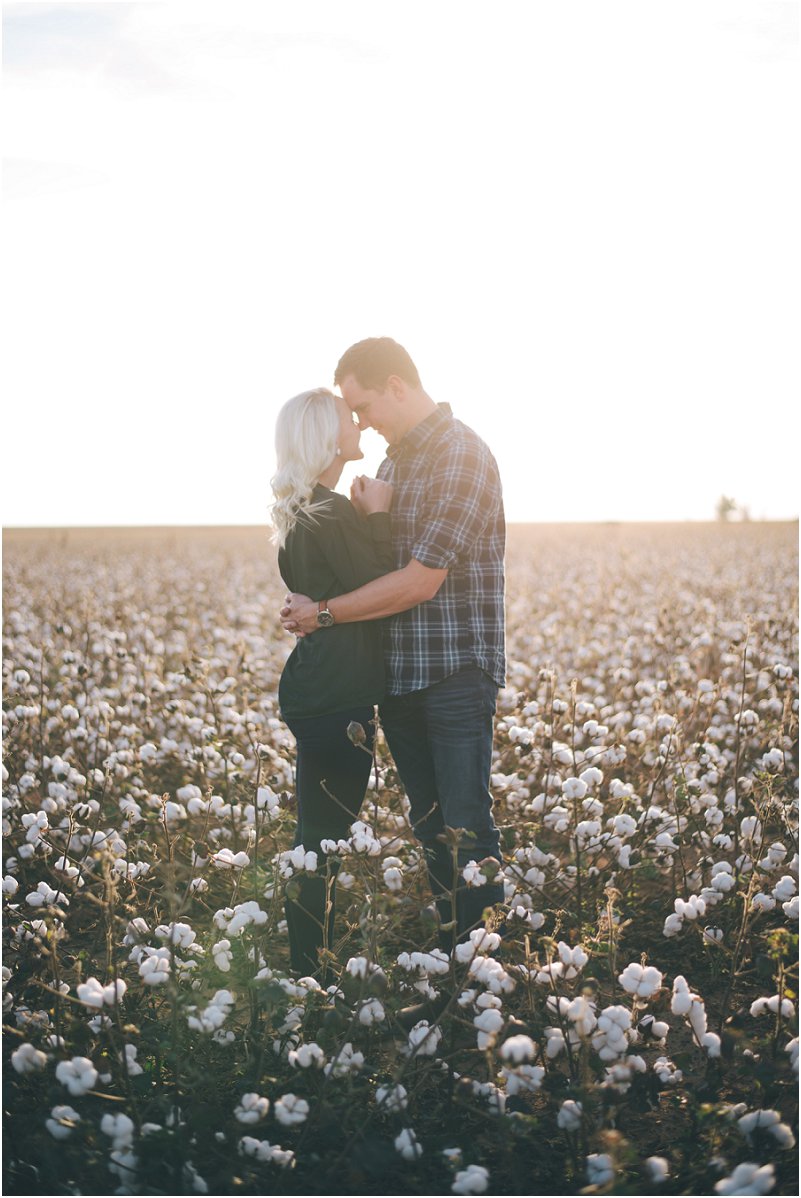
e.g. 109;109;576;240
316;600;335;628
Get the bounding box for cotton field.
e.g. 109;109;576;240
2;521;798;1196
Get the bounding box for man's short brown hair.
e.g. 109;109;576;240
334;337;421;391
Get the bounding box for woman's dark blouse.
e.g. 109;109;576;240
278;485;394;719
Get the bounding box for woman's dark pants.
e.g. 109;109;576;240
284;707;374;978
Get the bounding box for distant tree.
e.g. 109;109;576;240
738;504;751;522
716;495;737;522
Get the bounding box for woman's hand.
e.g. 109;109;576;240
281;593;317;637
351;476;393;515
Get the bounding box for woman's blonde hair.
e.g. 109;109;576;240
269;388;339;546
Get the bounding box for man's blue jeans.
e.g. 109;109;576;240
379;665;504;943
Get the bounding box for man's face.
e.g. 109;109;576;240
339;374;404;446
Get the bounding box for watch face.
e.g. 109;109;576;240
316;609;335;627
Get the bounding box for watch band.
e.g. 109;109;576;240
317;600;335;627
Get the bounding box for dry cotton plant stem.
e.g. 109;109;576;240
569;680;584;931
251;757;263;894
717;817;768;1033
732;625;751;873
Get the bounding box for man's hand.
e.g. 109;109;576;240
280;593;318;637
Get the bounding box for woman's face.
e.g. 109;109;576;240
335;395;363;463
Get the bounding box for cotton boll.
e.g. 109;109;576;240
618;962;663;998
407;1020;443;1057
234;1093;270;1124
557;942;589;976
273;1093;309;1126
213;848;251;870
186;989;235;1034
238;1137;295;1167
714;1162;774;1195
139;952;171;986
675;895;706;921
612;812;637;837
376;1083;408;1113
451;1164;489;1194
738;1109;796;1148
562;777;588;800
473;1007;504;1050
772;875;796;902
287;1042;326;1069
356;998;385;1026
671;977;693;1016
688;1001;708;1040
499;1034;537;1064
394;1127;423;1160
324;1042;364;1078
544;1027;566;1058
750;994;795;1019
586;1153;615;1186
557;1099;582;1131
740;816;762;842
580;766;604;787
345;955;374;980
645;1156;670;1183
653;1056;683;1085
120;1044;143;1077
45;1104;81;1140
462;860;488;886
383;866;403;892
212;939;233;971
76;977;127;1008
566;996;597;1037
55;1056;98;1096
501;1063;545;1095
638;1015;669;1044
702;1032;721;1058
11;1043;48;1073
100;1112;135;1150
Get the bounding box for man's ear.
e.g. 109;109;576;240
385;374;406;401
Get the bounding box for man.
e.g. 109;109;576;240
280;336;506;949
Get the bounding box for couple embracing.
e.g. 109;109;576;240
271;337;506;986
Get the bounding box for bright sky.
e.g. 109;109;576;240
3;0;799;526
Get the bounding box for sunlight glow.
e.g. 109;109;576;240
3;0;799;525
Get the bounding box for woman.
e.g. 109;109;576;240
270;387;393;978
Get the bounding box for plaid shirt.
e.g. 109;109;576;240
377;403;506;695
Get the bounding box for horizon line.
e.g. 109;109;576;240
4;516;799;534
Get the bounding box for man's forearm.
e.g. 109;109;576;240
330;559;446;623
